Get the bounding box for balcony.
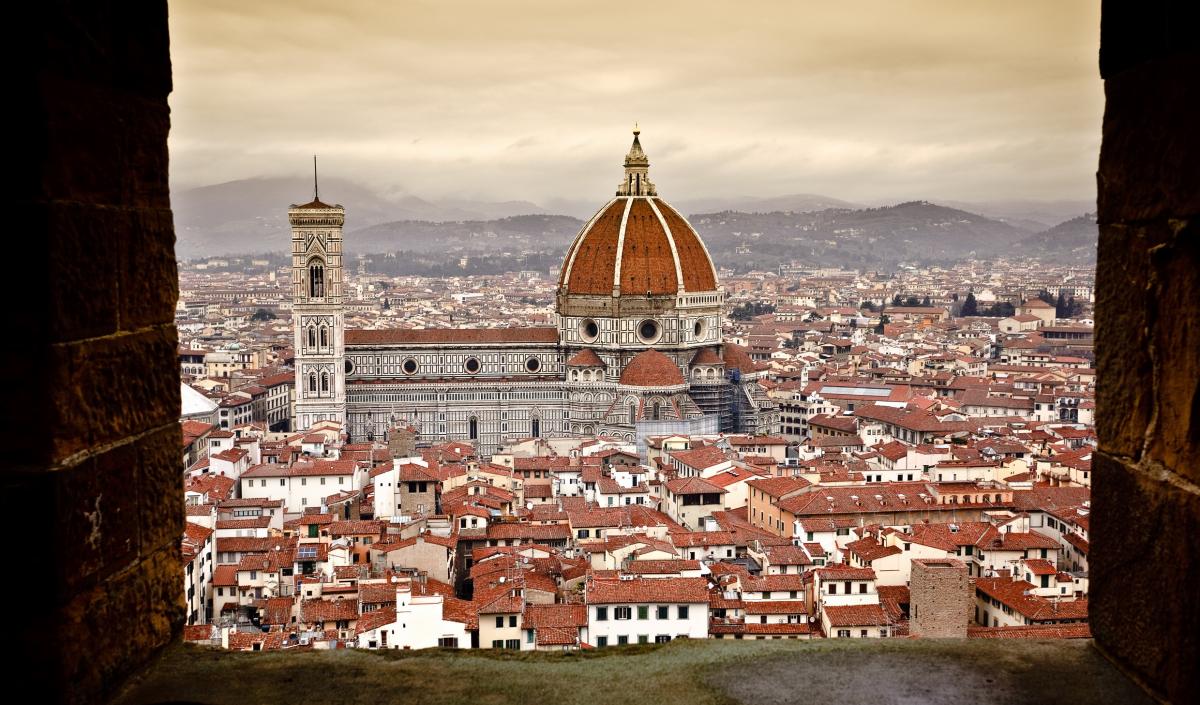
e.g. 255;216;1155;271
114;638;1154;705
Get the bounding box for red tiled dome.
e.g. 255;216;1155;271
558;130;717;298
566;348;606;368
722;342;759;372
619;349;685;387
559;198;717;296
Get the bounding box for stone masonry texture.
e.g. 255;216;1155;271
910;559;970;638
1093;2;1199;703
10;2;182;704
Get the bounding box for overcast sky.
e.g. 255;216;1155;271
168;0;1102;205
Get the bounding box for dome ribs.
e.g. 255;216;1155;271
619;199;678;295
655;201;718;291
564;199;626;295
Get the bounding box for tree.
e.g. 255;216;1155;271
382;297;390;310
981;302;1015;317
860;300;877;312
250;308;276;321
892;294;903;306
921;295;931;306
961;292;978;317
1038;290;1056;306
905;296;920;307
875;314;890;334
1055;291;1068;318
731;302;775;321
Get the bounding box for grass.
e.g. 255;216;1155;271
115;638;1154;705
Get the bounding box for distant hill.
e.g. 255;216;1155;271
346;214;584;255
939;199;1095;230
688;201;1035;271
1016;214;1098;264
172;177;552;258
172;175;1089;272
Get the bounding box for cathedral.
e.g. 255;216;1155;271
290;130;778;454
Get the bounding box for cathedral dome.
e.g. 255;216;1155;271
619;349;686;388
558;130;718;297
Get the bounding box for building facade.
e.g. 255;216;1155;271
291;131;778;453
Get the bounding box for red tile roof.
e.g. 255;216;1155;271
722;342;758;372
300;597;360;623
626;559;701;575
974;577;1089;621
664;476;727;496
566;348;606;367
619;349;685;387
967;623;1091;639
586;576;709;604
823;603;889;627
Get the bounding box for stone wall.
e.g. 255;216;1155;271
12;2;181;703
909;558;970;638
1092;2;1198;703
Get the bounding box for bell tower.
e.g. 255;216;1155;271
291;158;346;432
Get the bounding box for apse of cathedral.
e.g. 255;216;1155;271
290;130;778;454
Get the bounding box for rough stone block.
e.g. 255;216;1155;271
27;202;123;343
59;444;142;593
45;326;179;462
120;206;179;329
1098;56;1200;223
38;78;172;209
1091;451;1200;703
138;425;185;554
56;546;183;705
1095;222;1156;458
1095;219;1199;475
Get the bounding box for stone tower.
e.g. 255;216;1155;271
291;163;347;432
910;558;971;638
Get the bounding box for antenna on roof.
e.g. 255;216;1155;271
313;155;319;201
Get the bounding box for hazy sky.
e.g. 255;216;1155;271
168;0;1103;204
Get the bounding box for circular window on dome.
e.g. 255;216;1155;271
402;358;418;375
464;357;481;374
694;319;706;339
525;357;541;373
638;319;661;343
579;319;600;342
344;359;355;375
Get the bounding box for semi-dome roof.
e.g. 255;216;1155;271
566;348;606;368
619;349;686;387
558;130;718;297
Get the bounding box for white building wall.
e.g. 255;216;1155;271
587;602;708;644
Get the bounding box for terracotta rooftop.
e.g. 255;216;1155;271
566;348;606;367
619;348;685;387
558;191;718;296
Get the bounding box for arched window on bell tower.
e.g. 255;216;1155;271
531;417;541;438
309;260;325;298
308;372;317;394
320;371;329;394
307;325;316;350
319;324;328;348
468;416;478;441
